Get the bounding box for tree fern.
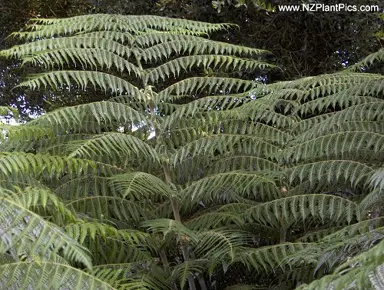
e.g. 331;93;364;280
1;13;383;290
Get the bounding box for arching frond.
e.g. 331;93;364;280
19;71;142;97
170;134;279;166
157;77;257;101
235;243;311;272
347;48;384;72
145;55;274;84
171;259;207;289
194;230;251;266
0;261;115;290
282;131;384;163
66;133;160;166
285;160;373;187
246;194;359;229
67;196;154;224
0;196;91;268
108;172;172;201
0;152;118;179
182;171;278;204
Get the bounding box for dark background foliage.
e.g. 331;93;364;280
0;0;382;119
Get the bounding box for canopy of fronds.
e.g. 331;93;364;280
0;13;383;290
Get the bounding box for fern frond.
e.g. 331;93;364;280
246;194;359;229
2;36;132;59
0;186;78;225
0;261;115;290
347;48;384;72
285;160;373;187
182;171;278;204
171;259;207;289
19;71;142;97
185;206;245;230
157;77;256;101
22;48;141;75
170;134;279;166
65;222;150;247
295;95;380;116
370;167;384;192
142;39;268;63
145;55;274;84
293;121;384;144
235;243;311;272
282;131;384;163
67;196;154;224
0;196;91;268
194;230;251;265
0;152;118;178
108;172;172;201
66;133;160;166
208;156;281;174
141;218;197;242
28;101;148;132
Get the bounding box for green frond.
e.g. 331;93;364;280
296;226;344;243
88;261;153;286
157;77;257;101
182;171;278;204
0;125;54;146
19;71;142;97
171;259;207;289
320;217;384;243
17;14;234;40
185;206;245;230
305;101;384;129
370;168;384;191
141;219;197;242
1;37;132;59
66;133;160;166
65;222;150;247
297;239;384;290
22;48;141;75
0;186;78;225
208;156;281;174
0;152;117;179
270;73;381;90
142;39;268;63
285;160;373;187
194;230;251;266
293;121;384;144
145;55;274;84
239;101;298;128
347;48;384;72
235;243;311;272
295;95;380;116
0;196;91;268
86;236;152;265
67;196;154;224
291;112;336;134
170;134;279;166
122;265;170;290
0;261;115;290
282;131;384;163
359;189;383;213
164;119;290;149
246;194;359;229
54;175;118;200
28;101;148;132
109;172;172;201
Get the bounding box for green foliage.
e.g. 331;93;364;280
0;13;383;290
